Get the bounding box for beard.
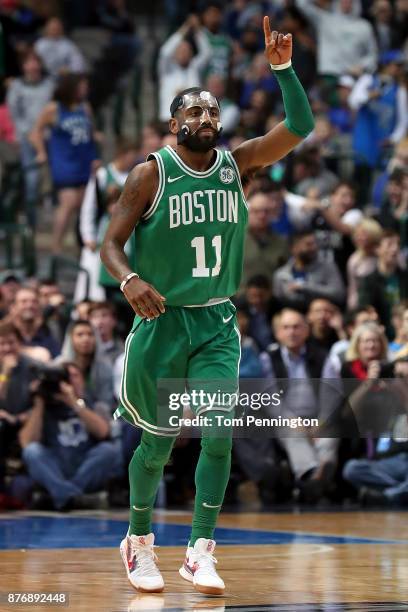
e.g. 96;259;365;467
179;127;220;152
298;252;316;265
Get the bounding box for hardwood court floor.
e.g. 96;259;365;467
1;510;408;611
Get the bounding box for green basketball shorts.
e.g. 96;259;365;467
115;300;241;437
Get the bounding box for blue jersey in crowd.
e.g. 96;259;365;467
48;103;97;187
353;76;398;169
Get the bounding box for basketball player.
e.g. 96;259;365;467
101;17;314;595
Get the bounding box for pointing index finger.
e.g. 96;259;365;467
263;15;272;45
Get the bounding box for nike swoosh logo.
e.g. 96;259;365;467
168;175;184;183
132;505;149;511
222;314;234;323
202;502;222;509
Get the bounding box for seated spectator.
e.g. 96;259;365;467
307;298;342;351
393;305;408;360
260;308;340;503
388;303;408;356
0;322;36;509
328;305;382;375
61;320;115;412
9;286;60;357
376;168;408;256
89;301;124;365
19;362;122;510
241;190;289;288
157;14;211;122
235;275;282;351
342;326;408;506
38;279;69;346
273;231;345;311
34;17;87;78
358;230;408;338
347;219;382;310
235;304;263;378
371;139;408;209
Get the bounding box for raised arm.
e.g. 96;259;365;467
233;17;314;176
100;160;166;319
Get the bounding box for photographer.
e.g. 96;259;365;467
0;322;36;509
343;356;408;507
19;362;122;510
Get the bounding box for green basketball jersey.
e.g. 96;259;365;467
134;145;248;306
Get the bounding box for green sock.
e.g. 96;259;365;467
129;431;175;536
190;418;232;545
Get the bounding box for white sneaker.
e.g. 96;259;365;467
179;538;225;595
120;533;164;592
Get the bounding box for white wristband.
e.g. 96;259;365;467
270;59;292;71
120;272;139;293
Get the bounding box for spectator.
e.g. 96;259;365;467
279;6;316;92
200;1;232;79
327;75;355;136
309;181;364;279
241;190;289;288
34;17;87;78
0;322;36;508
0;271;22;318
0;80;15;144
235;304;263;378
239;52;278;110
38;279;69;346
260;308;340;503
328;305;382;375
235;274;282;351
350;51;408;201
9;287;60;358
89;301;124;365
205;73;240;137
340;323;408;505
358;230;408;338
389;303;408;356
376;168;408;255
370;0;405;53
157;14;211;122
6;49;53;223
97;0;138;69
19;362;122;510
273;231;345;311
290;145;339;198
75;139;139;302
347;218;383;310
296;0;378;79
394;306;408;360
30;73;99;254
307;298;342;351
371;139;408;209
62;320;115;412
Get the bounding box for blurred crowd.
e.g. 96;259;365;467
0;0;408;512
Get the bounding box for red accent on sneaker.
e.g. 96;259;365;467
139;536;146;545
207;540;215;553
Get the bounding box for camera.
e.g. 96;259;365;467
30;363;69;400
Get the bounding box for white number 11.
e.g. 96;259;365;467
191;235;222;277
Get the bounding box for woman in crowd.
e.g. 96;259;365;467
30;73;99;254
347;219;383;310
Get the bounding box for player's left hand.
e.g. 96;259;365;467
263;16;292;66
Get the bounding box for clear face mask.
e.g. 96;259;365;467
175;91;223;149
